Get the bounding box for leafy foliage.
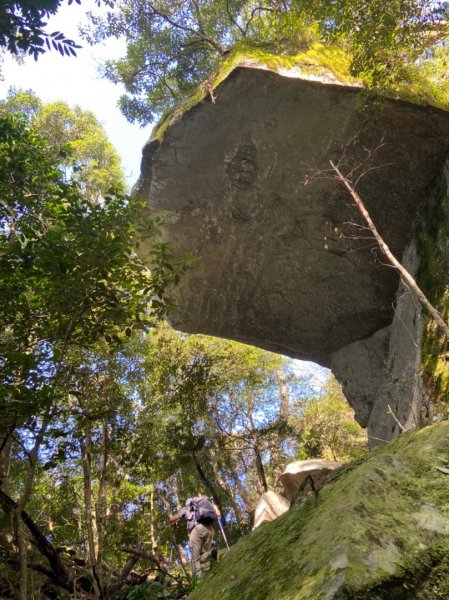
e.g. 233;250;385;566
0;111;181;430
293;377;367;462
0;105;191;598
295;0;449;84
0;0;82;59
82;0;449;124
0;89;124;201
0;1;123;60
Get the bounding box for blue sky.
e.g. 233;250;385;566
0;2;150;189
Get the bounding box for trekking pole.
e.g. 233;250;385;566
217;517;230;550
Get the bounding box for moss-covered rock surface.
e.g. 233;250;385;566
151;44;449;144
190;423;449;600
418;163;449;408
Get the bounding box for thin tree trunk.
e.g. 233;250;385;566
209;446;245;523
253;439;268;494
0;434;14;557
248;414;268;493
330;160;449;341
16;410;52;600
193;458;226;524
0;433;13;493
269;369;291;482
277;369;289;422
96;421;109;571
148;489;159;559
80;424;101;598
17;519;28;600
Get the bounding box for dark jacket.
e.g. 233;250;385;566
174;496;215;533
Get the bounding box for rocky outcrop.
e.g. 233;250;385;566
253;491;290;529
331;241;429;446
253;461;341;529
280;459;341;502
188;423;449;600
134;57;449;443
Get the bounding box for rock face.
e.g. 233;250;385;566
332;241;429;446
280;459;341;502
134;61;449;442
188;423;449;600
253;491;290;529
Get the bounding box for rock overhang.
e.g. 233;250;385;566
134;62;449;367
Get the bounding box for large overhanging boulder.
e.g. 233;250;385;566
134;59;449;367
134;54;449;442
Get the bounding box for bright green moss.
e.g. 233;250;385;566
417;173;449;411
151;43;449;144
152;43;358;142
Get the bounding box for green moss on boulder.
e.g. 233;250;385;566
190;423;449;600
418;166;449;408
151;43;357;142
151;44;449;144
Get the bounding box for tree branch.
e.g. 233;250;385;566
330;160;449;342
148;3;226;56
0;489;88;593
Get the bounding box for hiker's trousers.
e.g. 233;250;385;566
189;523;214;575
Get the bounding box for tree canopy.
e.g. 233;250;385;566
0;1;117;60
81;0;449;124
0;89;125;201
0;312;366;598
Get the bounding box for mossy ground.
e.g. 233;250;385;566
189;424;449;600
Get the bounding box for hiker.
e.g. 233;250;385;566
169;495;220;576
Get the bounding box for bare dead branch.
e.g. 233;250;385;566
226;0;246;36
330;160;449;342
387;404;406;432
148;3;227;56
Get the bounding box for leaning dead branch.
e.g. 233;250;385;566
330;160;449;342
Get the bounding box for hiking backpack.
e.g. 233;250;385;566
189;496;218;525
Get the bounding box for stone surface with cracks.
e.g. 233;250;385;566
133;63;449;439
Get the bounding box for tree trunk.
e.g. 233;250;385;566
253;439;268;494
16;517;28;600
271;368;290;482
277;369;289;422
0;434;14;553
15;410;52;600
194;457;226;524
248;414;268;494
209;446;246;523
149;489;159;558
0;433;13;493
80;424;101;598
96;420;109;571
